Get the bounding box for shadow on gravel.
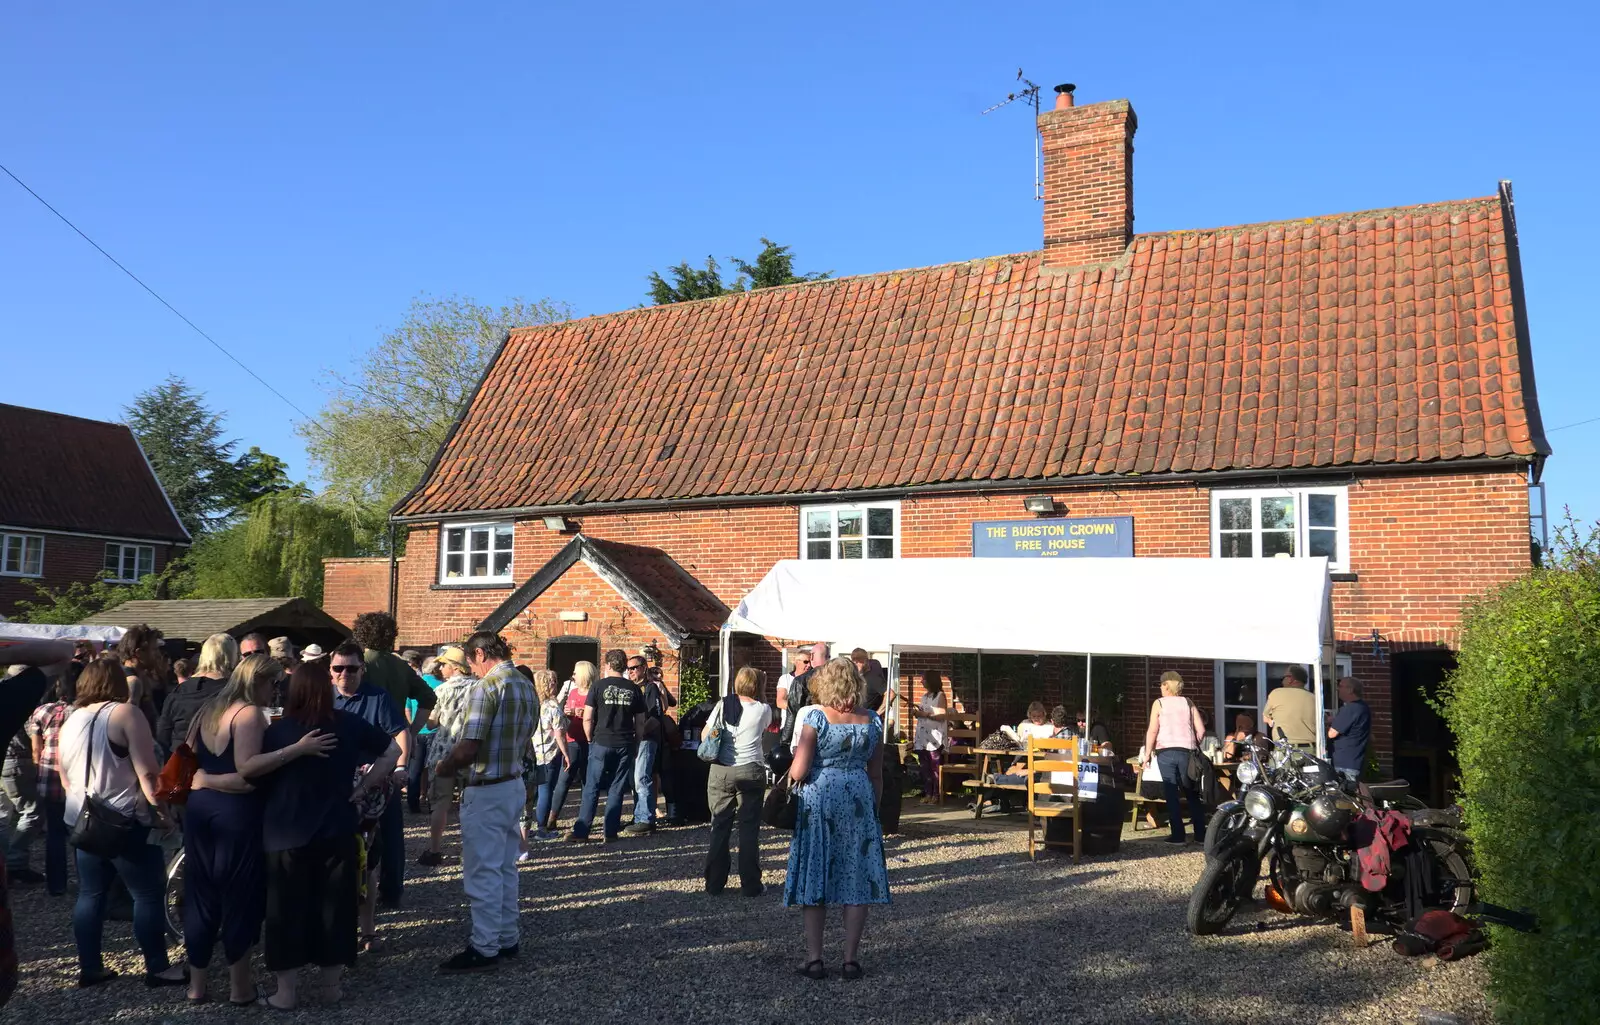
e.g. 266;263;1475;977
5;807;1488;1025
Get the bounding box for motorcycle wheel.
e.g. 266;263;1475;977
1204;804;1248;861
1415;828;1475;914
164;848;186;941
1187;839;1256;935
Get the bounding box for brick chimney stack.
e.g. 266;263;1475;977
1038;85;1137;267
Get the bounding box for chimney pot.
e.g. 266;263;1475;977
1054;83;1076;110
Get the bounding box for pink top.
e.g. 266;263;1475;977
1153;696;1202;751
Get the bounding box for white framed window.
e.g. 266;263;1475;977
1214;655;1353;734
1;533;45;577
1211;487;1349;570
103;542;154;583
799;502;900;560
438;522;514;584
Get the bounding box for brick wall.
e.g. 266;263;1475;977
0;531;180;619
320;556;395;632
1038;97;1136;267
333;466;1531;766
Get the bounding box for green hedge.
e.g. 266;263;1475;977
1440;524;1600;1025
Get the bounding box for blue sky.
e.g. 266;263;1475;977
3;2;1595;531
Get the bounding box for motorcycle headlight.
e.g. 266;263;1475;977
1235;761;1260;785
1244;786;1276;822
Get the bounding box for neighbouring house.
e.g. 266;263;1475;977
0;403;191;619
81;597;351;653
325;85;1549;800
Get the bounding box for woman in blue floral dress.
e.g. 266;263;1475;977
784;657;890;980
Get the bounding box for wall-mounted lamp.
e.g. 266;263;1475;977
1022;495;1058;515
641;641;662;668
542;515;573;532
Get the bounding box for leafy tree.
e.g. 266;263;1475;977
647;238;828;304
299;294;572;526
123;377;292;535
187;487;374;605
13;571;175;624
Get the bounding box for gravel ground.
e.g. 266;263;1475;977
6;813;1493;1025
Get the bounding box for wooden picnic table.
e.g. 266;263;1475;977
963;748;1119;819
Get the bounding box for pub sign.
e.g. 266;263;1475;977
971;516;1134;558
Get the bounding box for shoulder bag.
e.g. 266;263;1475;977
1183;698;1210;786
68;705;140;859
696;697;727;763
155;713;202;805
761;774;799;830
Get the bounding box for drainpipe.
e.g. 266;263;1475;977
387;522;398;620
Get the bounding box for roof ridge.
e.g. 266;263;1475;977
1146;194;1500;240
0;403;135;433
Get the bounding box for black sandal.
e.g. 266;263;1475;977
842;961;864;980
796;959;826;980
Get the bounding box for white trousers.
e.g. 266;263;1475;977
458;777;524;957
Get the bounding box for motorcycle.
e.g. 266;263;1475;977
1187;734;1474;936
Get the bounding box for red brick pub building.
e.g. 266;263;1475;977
325;88;1549;800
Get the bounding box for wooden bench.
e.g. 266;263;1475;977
937;718;982;806
1026;736;1082;862
1126;793;1165;830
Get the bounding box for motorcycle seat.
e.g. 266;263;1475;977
1362;779;1411;803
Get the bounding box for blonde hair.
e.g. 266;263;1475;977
810;657;863;710
732;666;765;699
204;652;278;732
571;660;596;692
533;669;559;701
195;633;240;679
1160;670;1184;696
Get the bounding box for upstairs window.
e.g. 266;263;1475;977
439;522;514;584
800;503;899;560
1;533;44;577
103;543;154;583
1211;487;1348;570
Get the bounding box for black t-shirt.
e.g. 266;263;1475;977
586;676;645;748
260;710;392;852
862;660;889;711
1328;700;1372;772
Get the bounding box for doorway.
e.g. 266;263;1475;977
1391;649;1459;807
547;636;599;685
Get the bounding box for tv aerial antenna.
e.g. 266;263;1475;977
982;69;1046;200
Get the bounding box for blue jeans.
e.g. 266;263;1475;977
1155;748;1206;841
1336;767;1361;785
534;759;562;830
633;738;660;824
378;797;404;904
550;740;587;828
73;826;172;976
408;733;433;812
573;742;634;840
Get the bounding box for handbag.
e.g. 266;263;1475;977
696;698;726;763
67;705;141;859
761;774;799;830
155;715;202;805
1182;698;1209;786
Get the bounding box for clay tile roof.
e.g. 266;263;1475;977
478;535;729;646
0;404;191;543
397;191;1549;517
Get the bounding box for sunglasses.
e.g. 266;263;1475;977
627;664;646;672
331;664;363;674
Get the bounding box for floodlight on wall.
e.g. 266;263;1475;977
542;515;571;532
1022;495;1057;515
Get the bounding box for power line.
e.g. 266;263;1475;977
1546;414;1600;434
0;160;326;433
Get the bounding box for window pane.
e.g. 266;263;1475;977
493;525;513;551
1218;498;1253;531
806;540;831;560
867;508;893;535
867;538;893;559
445;528;465;552
2;538;17;574
837;511;863;537
469;552;489;576
105;544;120;574
445;554;464;578
1218;533;1253;558
1260;497;1295;529
1263;663;1301;697
805;511;832;539
469;528;490;553
1262;531;1296;558
493;550;513;576
136;547;153;578
1308;528;1337;559
1308;493;1337;528
838;539;863;559
1222;663;1258;708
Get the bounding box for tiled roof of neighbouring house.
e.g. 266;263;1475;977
0;404;191;542
396;192;1549;517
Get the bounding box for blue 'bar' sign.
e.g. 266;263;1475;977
971;516;1135;558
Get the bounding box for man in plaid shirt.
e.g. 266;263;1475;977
434;631;536;973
